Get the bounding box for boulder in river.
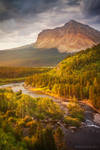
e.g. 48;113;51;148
94;113;100;125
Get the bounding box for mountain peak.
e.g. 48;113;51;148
35;21;100;53
64;20;88;28
65;20;80;25
68;20;78;24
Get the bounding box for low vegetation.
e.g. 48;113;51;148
67;101;84;121
64;116;81;127
64;101;84;127
0;88;66;150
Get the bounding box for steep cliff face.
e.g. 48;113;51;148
35;20;100;52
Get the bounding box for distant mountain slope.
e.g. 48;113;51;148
0;45;67;67
35;20;100;52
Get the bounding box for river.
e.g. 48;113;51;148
0;82;68;115
0;82;100;127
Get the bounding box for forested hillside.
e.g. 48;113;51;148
25;44;100;109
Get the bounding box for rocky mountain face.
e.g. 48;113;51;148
35;20;100;53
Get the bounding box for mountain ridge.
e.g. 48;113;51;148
35;20;100;52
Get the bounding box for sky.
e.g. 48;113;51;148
0;0;100;50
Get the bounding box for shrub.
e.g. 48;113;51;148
17;119;26;128
64;116;81;127
67;102;84;121
26;120;38;135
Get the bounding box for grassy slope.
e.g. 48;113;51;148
51;44;100;77
0;45;67;67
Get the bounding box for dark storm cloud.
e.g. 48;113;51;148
67;0;80;6
0;0;81;21
0;0;58;21
81;0;100;23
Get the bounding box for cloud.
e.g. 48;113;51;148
81;0;100;23
0;0;59;21
0;0;81;22
66;0;80;6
